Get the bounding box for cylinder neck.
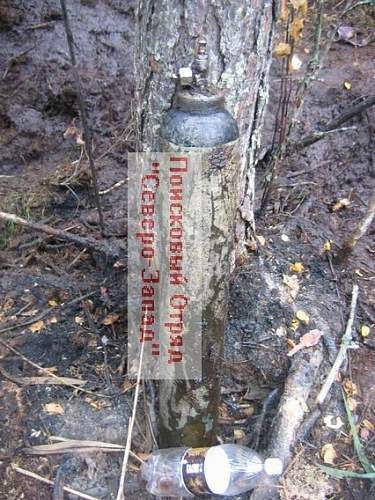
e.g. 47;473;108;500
176;90;225;114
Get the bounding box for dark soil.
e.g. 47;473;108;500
0;1;374;499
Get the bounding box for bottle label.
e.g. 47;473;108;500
181;447;213;496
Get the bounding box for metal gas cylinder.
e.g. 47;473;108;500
162;38;238;148
162;90;238;148
158;40;240;449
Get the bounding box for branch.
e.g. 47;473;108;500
0;210;120;260
336;192;375;262
11;464;99;500
316;284;359;405
292;96;375;151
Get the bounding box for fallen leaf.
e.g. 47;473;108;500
49;316;58;324
256;235;266;246
30;320;45;333
355;269;364;277
323;240;333;252
290;0;308;15
321;443;337;465
75;316;84;325
234;429;246;441
274;42;292;57
290;318;300;332
43;403;64;415
362;419;374;431
290;54;303;71
287;329;322;356
276;326;287;337
332;198;351;212
113;259;126;269
122;378;135;392
343;81;352;90
283;274;300;300
296;309;310;324
289;262;305;273
84;397;106;410
281;234;290;242
48;299;58;308
290;18;305;40
241;406;255;417
279;0;289;21
347;397;358;412
343;379;358;397
102;313;120;326
360;325;370;337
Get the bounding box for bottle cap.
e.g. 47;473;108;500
264;458;283;476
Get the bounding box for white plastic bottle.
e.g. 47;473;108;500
141;444;283;497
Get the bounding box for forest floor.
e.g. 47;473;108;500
0;1;374;499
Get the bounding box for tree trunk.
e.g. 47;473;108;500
135;0;275;446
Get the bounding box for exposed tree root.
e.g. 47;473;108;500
250;347;323;500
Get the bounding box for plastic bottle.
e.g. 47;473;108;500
141;444;283;497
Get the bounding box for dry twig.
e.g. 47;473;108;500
116;329;146;499
11;464;99;500
316;284;359;405
337;192;375;262
0;210;120;260
24;436;145;463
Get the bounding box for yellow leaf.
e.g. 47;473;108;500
256;235;266;246
290;18;304;40
30;320;45;333
102;313;120;326
289;262;305;273
362;419;374;432
344;81;352;90
343;379;358;397
296;310;309;324
290;0;308;15
323;240;333;252
274;42;292;57
49;316;58;324
291;318;300;331
321;443;337;465
43;403;64;415
48;299;58;307
234;428;246;440
360;325;370;337
279;0;289;21
332;198;351;212
347;397;358;412
75;316;84;325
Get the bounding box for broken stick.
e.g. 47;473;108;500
0;210;121;260
336;192;375;262
316;284;359;405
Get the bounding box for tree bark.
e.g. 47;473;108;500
135;0;275;447
135;0;275;249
